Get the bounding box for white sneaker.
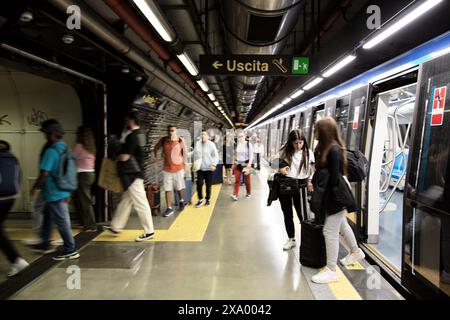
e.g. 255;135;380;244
340;248;365;266
283;238;296;251
8;257;29;277
311;267;339;284
230;194;238;201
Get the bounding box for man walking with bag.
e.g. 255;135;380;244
104;110;155;241
30;120;80;260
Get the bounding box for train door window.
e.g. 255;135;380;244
347;86;368;150
288;115;295;133
403;58;450;298
310;105;325;150
282;117;289;144
336;95;350;143
365;83;417;273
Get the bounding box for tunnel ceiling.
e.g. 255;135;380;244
2;0;450;127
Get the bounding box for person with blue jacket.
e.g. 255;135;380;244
194;130;219;208
30;120;80;261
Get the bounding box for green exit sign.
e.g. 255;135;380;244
292;57;309;75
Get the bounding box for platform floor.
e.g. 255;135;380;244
1;171;403;300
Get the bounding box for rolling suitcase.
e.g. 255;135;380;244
300;189;327;268
174;177;193;205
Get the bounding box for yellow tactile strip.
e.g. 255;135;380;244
327;267;363;300
94;184;222;242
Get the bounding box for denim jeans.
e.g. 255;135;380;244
41;199;75;253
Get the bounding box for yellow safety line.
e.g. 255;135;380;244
327;267;363;300
94;184;222;242
6;228;80;241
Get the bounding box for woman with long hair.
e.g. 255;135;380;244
72;126;97;232
311;117;365;284
279;129;314;250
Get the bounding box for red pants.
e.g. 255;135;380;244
233;166;251;196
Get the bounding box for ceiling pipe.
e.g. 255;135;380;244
300;0;352;55
46;0;225;124
103;0;199;94
250;0;352;124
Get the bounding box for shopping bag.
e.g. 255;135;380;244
98;158;124;193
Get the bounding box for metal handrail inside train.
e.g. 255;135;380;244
379;99;413;213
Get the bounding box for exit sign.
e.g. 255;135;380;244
200;55;310;76
292;57;309;75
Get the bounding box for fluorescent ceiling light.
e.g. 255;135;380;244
430;46;450;58
303;77;323;90
281;97;292;105
213;101;220;107
290;89;304;99
176;52;198;76
197;79;209;92
322;55;356;78
133;0;175;42
363;0;443;50
207;92;216;101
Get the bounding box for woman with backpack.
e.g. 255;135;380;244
73;126;97;232
311;117;365;284
278;129;315;251
0;140;30;276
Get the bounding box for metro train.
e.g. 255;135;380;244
248;35;450;299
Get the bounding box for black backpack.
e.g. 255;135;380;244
0;151;21;197
346;149;368;182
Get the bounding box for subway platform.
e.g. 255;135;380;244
1;170;403;300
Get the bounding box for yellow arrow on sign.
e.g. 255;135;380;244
213;61;223;69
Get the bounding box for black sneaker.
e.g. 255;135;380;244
52;251;80;261
135;233;155;242
103;225;120;236
195;199;204;208
205;199;211;207
179;200;186;211
30;244;57;254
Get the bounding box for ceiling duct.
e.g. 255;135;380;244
46;0;225;124
221;0;304;119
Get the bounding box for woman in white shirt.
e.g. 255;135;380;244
279;129;315;251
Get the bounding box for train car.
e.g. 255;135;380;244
253;33;450;299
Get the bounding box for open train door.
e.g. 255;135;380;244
345;85;370;236
402;52;450;299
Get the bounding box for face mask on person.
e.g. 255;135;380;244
169;128;176;138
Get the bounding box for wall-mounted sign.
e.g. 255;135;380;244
200;55;309;76
353;106;360;130
430;86;446;126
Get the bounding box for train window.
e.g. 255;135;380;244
336;96;350;143
310;106;325;150
365;83;417;273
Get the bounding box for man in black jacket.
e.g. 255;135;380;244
104;110;155;242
